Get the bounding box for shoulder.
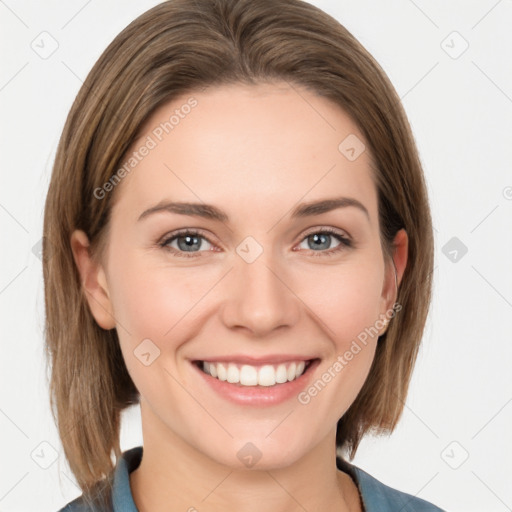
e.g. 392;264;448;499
337;457;446;512
356;466;445;511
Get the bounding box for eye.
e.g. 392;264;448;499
159;229;215;258
158;227;353;258
295;227;353;257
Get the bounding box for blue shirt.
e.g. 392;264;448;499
58;446;445;511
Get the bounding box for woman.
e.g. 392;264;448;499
44;0;444;510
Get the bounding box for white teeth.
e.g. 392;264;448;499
201;360;308;387
275;364;288;384
227;364;239;383
240;365;258;386
258;365;276;386
217;362;227;381
287;362;296;382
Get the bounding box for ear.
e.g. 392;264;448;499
378;228;408;332
70;229;116;330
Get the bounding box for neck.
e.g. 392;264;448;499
130;402;361;512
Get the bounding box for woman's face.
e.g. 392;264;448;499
74;81;407;469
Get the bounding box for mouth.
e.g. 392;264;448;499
191;358;319;387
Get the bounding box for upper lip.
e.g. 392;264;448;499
192;354;318;365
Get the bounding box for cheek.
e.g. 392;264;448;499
107;253;203;395
295;259;384;344
289;262;384;427
108;251;203;339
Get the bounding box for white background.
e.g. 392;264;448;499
1;1;511;511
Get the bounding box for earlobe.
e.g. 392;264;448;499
70;230;116;330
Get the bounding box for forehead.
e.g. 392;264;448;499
112;81;378;225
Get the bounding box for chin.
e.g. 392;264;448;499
202;436;309;471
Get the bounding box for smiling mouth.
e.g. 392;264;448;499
192;359;318;387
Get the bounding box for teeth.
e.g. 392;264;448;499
201;360;307;387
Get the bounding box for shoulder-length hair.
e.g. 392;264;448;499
43;0;434;500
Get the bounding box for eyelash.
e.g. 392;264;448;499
158;227;353;259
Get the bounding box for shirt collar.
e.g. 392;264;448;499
111;446;141;511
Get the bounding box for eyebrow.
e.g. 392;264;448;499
137;196;370;223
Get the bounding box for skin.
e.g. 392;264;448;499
71;81;408;512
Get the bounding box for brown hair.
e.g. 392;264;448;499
43;0;434;501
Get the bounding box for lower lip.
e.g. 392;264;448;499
191;359;320;406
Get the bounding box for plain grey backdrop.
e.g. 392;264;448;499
1;1;511;511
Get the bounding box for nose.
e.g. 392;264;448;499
221;248;301;337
